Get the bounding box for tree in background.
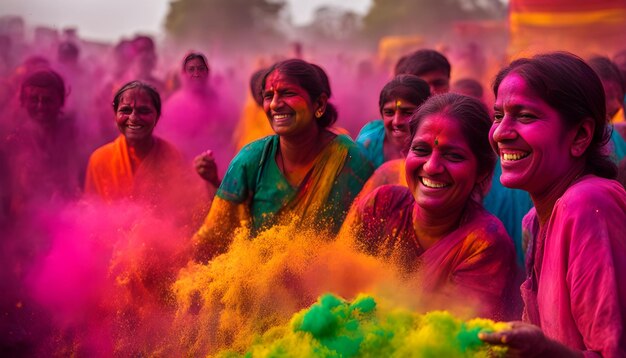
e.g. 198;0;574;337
165;0;286;51
307;6;362;42
362;0;506;42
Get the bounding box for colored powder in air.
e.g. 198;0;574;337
171;223;400;356
219;293;510;358
22;205;509;356
24;200;193;356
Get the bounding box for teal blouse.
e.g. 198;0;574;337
217;134;374;234
355;120;385;169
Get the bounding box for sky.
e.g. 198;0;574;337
0;0;372;43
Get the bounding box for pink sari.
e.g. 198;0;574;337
348;185;518;319
521;175;626;357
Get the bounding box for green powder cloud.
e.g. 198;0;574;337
218;293;508;357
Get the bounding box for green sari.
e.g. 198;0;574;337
217;134;373;235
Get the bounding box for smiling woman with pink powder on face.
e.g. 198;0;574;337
192;59;374;262
479;52;626;357
84;81;208;225
156;52;237;174
342;93;518;321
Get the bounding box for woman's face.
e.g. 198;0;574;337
381;97;418;152
183;57;209;88
22;85;63;125
115;88;158;144
406;113;480;215
262;70;320;137
490;73;578;196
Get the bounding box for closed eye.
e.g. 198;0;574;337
445;152;465;162
518;112;537;122
411;146;430;156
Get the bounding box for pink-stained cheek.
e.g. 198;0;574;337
383;116;393;130
404;153;421;193
262;100;271;117
115;115;125;130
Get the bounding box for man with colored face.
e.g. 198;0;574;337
394;49;451;95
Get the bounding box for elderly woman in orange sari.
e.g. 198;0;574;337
193;59;374;261
85;81;207;224
342;93;518;320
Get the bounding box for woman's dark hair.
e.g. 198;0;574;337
250;67;267;106
394;49;451;77
182;52;209;72
261;58;338;128
378;74;430;114
20;69;66;106
493;52;617;179
409;93;496;199
112;80;161;117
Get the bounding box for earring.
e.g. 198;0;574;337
315;111;323;118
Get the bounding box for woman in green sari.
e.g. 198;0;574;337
193;59;374;261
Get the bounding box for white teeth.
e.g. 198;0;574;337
421;177;447;188
502;152;529;161
128;125;142;130
273;114;289;120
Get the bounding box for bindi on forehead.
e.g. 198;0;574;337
264;71;279;89
264;70;297;91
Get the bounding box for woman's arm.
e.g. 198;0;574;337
192;196;248;262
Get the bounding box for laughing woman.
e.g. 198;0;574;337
85;81;207;224
342;93;517;320
479;52;626;357
193;59;374;261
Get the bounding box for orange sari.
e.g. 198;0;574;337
85;135;209;224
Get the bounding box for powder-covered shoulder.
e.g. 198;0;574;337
227;135;275;168
447;203;516;262
337;135;372;158
87;139;118;165
352;185;414;223
471;208;513;246
557;175;626;213
336;134;375;172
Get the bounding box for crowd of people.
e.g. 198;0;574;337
1;23;626;356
